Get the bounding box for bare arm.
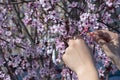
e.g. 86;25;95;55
62;39;99;80
91;30;120;70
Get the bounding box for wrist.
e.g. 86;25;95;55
76;65;99;80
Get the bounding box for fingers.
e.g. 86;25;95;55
67;36;84;46
68;39;75;46
62;48;70;65
62;53;67;63
90;30;112;44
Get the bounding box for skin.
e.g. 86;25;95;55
92;30;120;70
62;30;120;80
62;38;99;80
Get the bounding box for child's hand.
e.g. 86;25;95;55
92;30;120;70
62;38;99;80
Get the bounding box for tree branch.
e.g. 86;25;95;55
98;20;120;33
11;0;34;43
0;0;35;5
0;37;25;49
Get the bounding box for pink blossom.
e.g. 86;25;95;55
68;2;78;8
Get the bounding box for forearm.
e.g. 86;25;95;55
76;65;99;80
77;71;99;80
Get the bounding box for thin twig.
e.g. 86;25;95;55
0;0;35;5
0;37;25;49
11;0;34;43
98;20;120;33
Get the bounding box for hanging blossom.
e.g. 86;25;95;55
0;0;119;80
0;71;11;80
79;12;100;31
106;0;113;7
68;2;78;8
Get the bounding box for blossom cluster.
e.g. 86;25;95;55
0;0;120;80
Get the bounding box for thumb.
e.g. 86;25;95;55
101;43;112;58
92;33;109;51
90;31;107;46
91;30;112;43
